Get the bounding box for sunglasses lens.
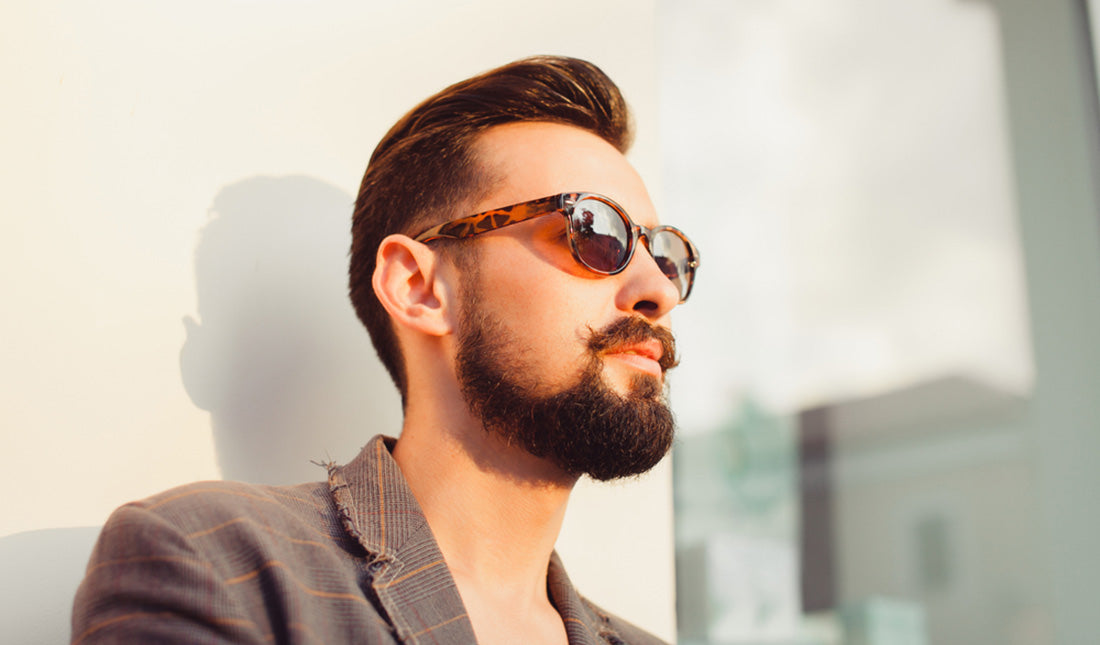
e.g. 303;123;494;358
569;198;631;273
651;229;694;300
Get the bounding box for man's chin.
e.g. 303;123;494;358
600;367;665;402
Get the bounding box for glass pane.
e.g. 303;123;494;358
661;1;1100;643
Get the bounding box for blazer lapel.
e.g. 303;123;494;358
327;435;478;644
548;551;620;644
328;435;623;645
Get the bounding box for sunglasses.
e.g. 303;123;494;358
413;192;700;302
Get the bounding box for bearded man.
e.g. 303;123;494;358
72;56;699;645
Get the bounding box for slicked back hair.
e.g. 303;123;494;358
349;56;634;403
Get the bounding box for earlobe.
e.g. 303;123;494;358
372;235;454;337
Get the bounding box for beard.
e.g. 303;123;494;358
455;308;678;482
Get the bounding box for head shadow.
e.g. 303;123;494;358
180;175;402;484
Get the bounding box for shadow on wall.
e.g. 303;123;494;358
0;177;402;644
180;175;403;484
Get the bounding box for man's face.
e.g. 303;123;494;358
449;122;683;479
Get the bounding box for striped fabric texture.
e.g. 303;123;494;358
72;435;666;644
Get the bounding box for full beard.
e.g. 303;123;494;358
455;311;677;481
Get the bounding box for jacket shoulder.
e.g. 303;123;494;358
123;478;332;528
73;478;392;644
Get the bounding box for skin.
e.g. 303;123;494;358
371;122;681;645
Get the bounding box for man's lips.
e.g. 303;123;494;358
586;316;679;374
604;339;665;376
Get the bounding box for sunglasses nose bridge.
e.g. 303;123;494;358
633;224;654;255
624;225;668;277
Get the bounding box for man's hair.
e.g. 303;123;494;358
349;55;634;402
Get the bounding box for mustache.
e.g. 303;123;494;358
587;316;679;372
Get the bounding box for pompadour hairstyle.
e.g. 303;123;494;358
349;55;634;403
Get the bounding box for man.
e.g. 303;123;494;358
72;56;699;644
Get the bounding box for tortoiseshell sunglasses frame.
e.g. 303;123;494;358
413;192;699;302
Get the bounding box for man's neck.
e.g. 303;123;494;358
393;413;575;583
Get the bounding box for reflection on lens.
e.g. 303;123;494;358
652;229;690;299
572;199;630;272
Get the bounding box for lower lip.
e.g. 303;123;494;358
606;352;663;377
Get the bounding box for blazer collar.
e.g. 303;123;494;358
327;435;617;645
326;435;476;644
548;551;627;644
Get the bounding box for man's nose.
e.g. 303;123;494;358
614;243;681;320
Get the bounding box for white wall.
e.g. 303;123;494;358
0;1;674;641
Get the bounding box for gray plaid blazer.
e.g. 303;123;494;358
72;435;666;644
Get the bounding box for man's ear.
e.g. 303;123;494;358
372;234;456;337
